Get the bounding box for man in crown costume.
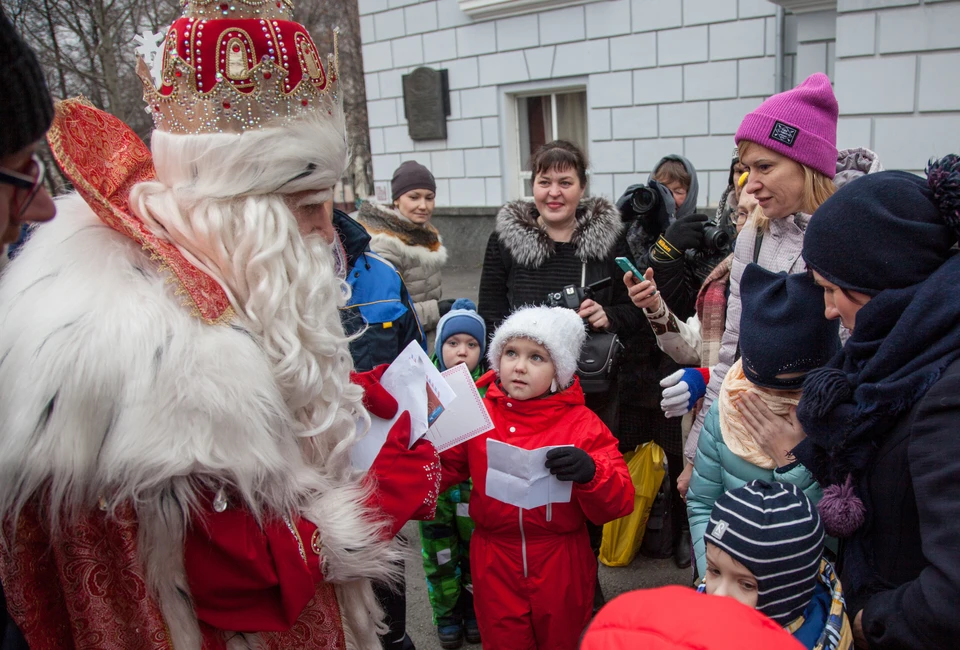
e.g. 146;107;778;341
0;1;442;648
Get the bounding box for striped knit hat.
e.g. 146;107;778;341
705;480;824;626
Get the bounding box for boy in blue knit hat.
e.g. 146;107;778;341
421;298;486;648
701;480;852;649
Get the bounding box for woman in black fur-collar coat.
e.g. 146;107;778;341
478;141;647;435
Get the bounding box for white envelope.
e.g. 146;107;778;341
485;439;573;510
425;363;495;452
350;341;456;471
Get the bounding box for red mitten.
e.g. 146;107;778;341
351;365;397;420
366;411;441;539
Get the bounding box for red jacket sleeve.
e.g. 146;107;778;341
184;493;324;633
574;415;635;526
438;440;471;493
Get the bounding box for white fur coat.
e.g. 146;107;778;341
0;194;400;649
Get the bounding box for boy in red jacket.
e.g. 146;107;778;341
439;305;634;650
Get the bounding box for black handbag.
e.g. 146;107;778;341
577;330;622;393
576;262;623;394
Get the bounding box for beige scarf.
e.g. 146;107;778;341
717;360;800;470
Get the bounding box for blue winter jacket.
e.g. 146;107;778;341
687;400;823;578
335;210;424;370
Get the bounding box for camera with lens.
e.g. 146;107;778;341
619;180;676;232
702;219;730;253
546;277;612;311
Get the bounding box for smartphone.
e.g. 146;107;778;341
615;256;642;278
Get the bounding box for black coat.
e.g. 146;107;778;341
850;356;960;649
477;198;643;339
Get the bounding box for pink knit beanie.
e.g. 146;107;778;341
735;73;839;179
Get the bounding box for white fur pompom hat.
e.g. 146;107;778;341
487;306;587;389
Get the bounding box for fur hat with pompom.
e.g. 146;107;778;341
487;306;586;389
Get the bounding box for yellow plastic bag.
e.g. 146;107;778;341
599;442;666;567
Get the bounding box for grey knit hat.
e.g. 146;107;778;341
391;160;436;201
705;480;825;626
0;7;54;158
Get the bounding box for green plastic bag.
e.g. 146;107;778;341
599;442;666;567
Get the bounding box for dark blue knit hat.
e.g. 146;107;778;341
739;264;840;390
0;7;54;157
803;165;960;296
705;480;825;626
435;298;486;371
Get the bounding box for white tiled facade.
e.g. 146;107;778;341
360;0;960;208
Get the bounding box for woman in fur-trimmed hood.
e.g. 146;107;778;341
356;160;448;332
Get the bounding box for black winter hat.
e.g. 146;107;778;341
803;168;958;296
739;264;840;390
705;480;825;627
391;160;436;201
0;7;54;158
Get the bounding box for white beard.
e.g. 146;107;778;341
0;193;403;649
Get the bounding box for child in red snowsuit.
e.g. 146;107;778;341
439;306;634;650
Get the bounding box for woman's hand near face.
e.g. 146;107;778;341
853;610;869;648
577;299;608;331
625;267;660;310
736;393;806;467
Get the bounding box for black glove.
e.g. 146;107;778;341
545;447;596;484
438;299;455;317
662;213;709;252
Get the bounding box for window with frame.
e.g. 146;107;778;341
516;90;588;199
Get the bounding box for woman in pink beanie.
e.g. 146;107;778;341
669;73;883;503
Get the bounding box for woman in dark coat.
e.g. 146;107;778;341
786;156;960;649
478;140;644;434
477;141;645;606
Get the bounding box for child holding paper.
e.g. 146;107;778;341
438;305;634;650
421;299;486;648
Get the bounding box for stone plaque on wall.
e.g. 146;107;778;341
402;67;450;141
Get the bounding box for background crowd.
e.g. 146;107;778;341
2;3;960;650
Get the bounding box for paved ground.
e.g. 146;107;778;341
400;266;691;649
398;519;691;650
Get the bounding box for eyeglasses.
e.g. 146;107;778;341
0;154;46;219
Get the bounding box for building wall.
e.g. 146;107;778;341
833;0;960;174
359;0;786;208
359;0;960;209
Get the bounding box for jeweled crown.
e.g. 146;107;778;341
138;0;339;135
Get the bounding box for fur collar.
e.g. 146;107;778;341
495;196;623;268
356;202;444;253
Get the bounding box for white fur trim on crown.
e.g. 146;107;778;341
487;306;586;389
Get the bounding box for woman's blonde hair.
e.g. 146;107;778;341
738;140;836;231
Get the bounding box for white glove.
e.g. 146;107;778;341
659;369;705;419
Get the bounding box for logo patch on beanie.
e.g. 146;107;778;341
770;121;798;147
712;520;729;539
